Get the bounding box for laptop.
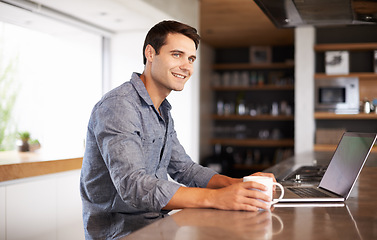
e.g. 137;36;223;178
275;132;377;203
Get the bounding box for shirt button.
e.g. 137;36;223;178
144;212;161;219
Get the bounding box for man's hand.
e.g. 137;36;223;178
248;172;277;183
206;180;271;211
247;172;277;191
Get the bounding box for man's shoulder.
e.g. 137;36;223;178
88;83;138;118
101;73;144;103
100;81;137;105
106;81;134;97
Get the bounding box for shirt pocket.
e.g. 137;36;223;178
140;134;164;174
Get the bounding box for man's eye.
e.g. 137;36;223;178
173;53;180;57
189;57;195;63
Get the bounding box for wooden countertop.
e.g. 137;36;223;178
0;150;83;182
123;152;377;240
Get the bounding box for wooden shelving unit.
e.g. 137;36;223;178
314;43;377;51
314;41;377;152
210;138;294;147
314;73;377;80
201;46;295;176
315;144;377;153
212;114;294;121
213;62;294;70
315;112;377;120
212;85;294;91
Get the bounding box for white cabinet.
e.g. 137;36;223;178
0;170;84;240
57;172;84;240
6;177;56;240
0;186;5;240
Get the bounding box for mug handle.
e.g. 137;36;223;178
271;213;284;235
271;182;285;204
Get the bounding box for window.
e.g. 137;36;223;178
0;6;102;154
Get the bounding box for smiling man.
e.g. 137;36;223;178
80;20;275;240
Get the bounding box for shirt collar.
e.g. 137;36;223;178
130;72;172;111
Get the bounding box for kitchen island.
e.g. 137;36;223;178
123;151;377;240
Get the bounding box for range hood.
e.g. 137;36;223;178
254;0;377;28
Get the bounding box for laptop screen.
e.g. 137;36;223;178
319;132;376;198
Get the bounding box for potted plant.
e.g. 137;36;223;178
18;131;30;152
29;138;41;152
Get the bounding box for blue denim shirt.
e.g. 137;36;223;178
80;72;217;239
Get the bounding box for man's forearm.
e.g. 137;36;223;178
162;186;215;210
162;175;238;210
206;174;241;189
161;175;238;210
162;178;272;212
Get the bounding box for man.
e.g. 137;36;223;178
80;20;275;239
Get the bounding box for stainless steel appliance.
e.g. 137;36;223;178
315;77;359;114
254;0;377;28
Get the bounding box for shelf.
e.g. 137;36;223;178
212;114;294;121
213;62;294;70
314;43;377;51
212;85;294;91
315;112;377;120
210;138;294;147
315;73;377;80
314;42;377;81
206;47;295;175
315;144;377;153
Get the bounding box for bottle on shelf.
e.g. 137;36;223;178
236;92;246;115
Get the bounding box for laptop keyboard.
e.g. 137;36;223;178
288;187;333;198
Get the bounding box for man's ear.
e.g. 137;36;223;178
145;44;155;63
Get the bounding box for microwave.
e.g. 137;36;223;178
315;77;359;114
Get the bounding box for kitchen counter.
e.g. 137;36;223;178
0;150;83;182
123;152;377;240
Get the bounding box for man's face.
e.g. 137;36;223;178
149;33;197;93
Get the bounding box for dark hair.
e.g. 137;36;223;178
142;20;200;65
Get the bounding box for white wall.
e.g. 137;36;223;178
294;26;316;154
199;42;215;159
111;1;201;162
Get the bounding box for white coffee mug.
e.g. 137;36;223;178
243;176;285;206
